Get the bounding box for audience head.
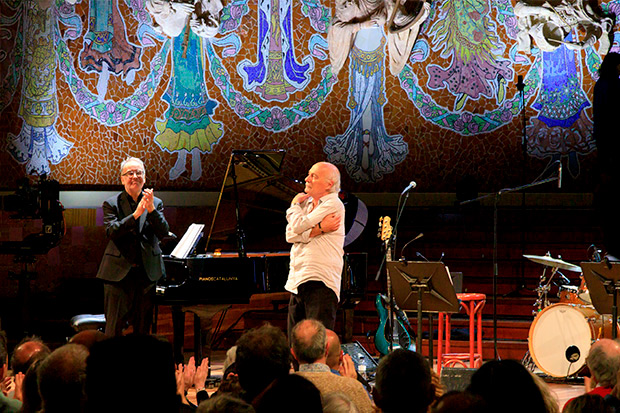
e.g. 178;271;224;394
196;394;255;413
467;359;547;413
69;330;108;350
322;392;359;413
21;358;45;413
431;391;489;413
325;329;342;370
38;343;88;413
11;336;51;374
253;374;323;413
564;393;612;413
235;323;290;402
586;338;620;387
373;349;434;413
85;334;179;413
291;319;327;364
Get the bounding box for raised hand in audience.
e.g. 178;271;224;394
338;353;357;379
12;372;24;401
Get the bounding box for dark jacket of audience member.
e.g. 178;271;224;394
467;359;547;413
235;324;291;403
373;349;434;413
85;334;180;413
38;344;88;413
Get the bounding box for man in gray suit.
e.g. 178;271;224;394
97;157;169;336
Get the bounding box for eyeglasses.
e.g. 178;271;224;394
122;170;145;177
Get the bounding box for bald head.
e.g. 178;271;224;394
305;162;341;200
12;338;51;374
325;329;341;370
291;319;327;364
69;330;108;350
586;339;620;386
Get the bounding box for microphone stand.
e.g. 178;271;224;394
461;175;558;360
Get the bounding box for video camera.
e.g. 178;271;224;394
1;175;65;256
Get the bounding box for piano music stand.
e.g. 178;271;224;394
386;261;459;359
581;262;620;339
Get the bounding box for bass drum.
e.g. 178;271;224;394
528;303;616;377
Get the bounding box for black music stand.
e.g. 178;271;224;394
581;262;620;339
386;261;459;359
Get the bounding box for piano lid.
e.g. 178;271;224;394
205;149;300;253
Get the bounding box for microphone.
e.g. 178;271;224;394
558;163;562;189
401;181;417;195
516;74;525;91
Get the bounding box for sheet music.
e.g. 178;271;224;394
170;223;205;259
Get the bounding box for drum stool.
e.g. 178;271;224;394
437;293;486;374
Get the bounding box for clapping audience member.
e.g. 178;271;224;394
0;332;21;412
467;359;547;413
372;348;434;413
38;344;88;413
325;329;356;378
85;334;180;413
253;374;323;413
235;324;291;403
212;347;242;399
176;356;210;406
291;319;374;413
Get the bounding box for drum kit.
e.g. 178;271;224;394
524;253;618;377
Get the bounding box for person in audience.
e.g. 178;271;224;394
0;332;21;413
85;334;180;413
38;343;88;413
69;329;108;350
564;394;613;413
235;323;291;404
532;373;559;413
253;374;323;413
175;356;210;407
19;358;45;413
322;392;360;413
11;336;51;375
196;394;255;413
325;329;356;378
291;319;374;413
563;338;620;411
431;391;489;413
467;359;547;413
372;348;434;413
212;347;242;399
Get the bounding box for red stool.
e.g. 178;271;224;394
437;293;486;374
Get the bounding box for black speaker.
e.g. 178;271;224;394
440;367;477;392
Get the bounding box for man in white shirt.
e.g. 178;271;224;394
285;162;345;338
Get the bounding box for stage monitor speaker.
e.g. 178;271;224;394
440;367;477;392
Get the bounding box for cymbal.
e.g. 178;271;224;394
523;255;582;272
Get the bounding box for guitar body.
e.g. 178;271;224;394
374;294;415;356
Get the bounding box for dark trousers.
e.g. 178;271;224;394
103;267;155;336
287;280;338;340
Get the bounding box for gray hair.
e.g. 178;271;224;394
322;392;359;413
120;157;145;175
586;339;620;387
291;319;327;364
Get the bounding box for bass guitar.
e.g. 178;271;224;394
374;216;415;356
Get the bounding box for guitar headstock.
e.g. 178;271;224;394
378;216;393;244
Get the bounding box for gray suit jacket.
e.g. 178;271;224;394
96;191;169;282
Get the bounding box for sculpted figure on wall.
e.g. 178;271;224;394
514;0;613;54
328;0;430;77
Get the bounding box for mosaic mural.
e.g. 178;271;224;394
0;0;618;191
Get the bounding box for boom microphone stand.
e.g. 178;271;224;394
461;172;559;359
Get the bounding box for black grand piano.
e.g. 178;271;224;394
157;150;367;362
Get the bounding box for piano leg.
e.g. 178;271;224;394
343;308;354;343
172;305;185;364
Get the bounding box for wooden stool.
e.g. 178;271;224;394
437;293;486;374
